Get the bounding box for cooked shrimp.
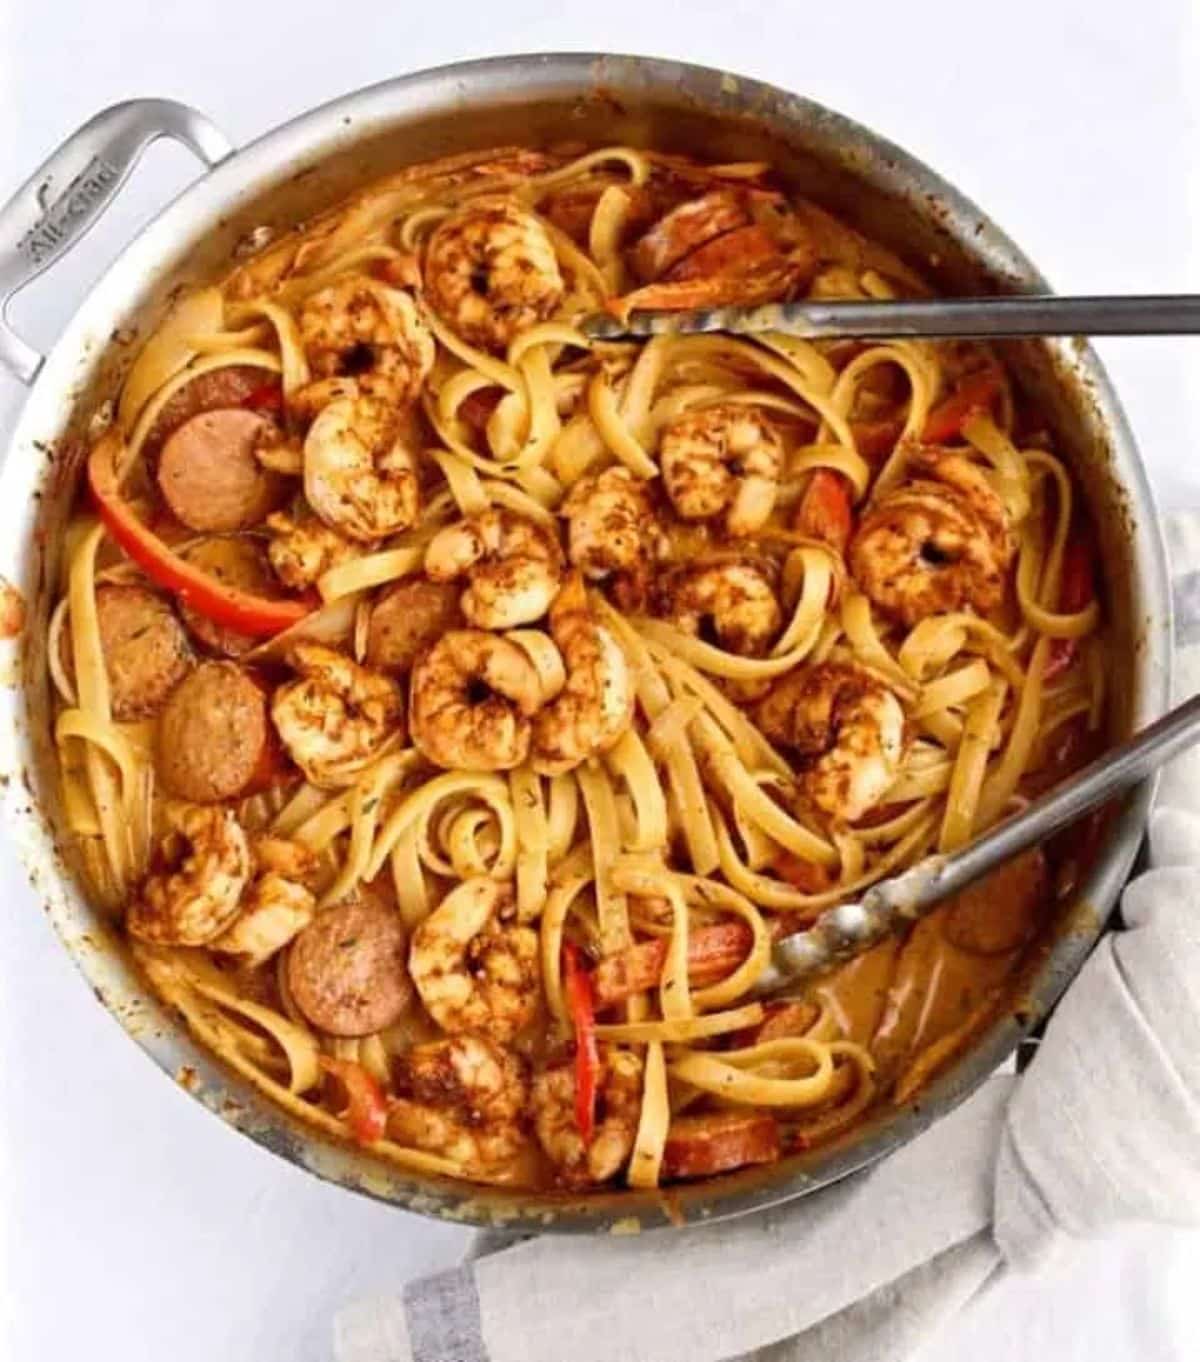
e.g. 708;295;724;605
532;1048;643;1187
388;1035;529;1174
303;394;420;543
251;834;320;881
295;273;434;410
531;573;635;775
424;196;564;352
849;450;1015;626
661;557;781;656
561;465;659;607
271;643;404;785
408;878;539;1043
424;508;564;630
266;506;359;589
659;404;783;536
754;662;907;822
409;629;543;771
127;804;252;946
212;837;317;967
212;866;313;964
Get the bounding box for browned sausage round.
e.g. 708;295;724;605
178;537;281;657
157;409;286;533
156;660;270;802
143;364;272;456
366;577;463;673
61;583;194;721
661;1111;780;1180
286;892;412;1036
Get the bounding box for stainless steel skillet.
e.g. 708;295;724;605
0;54;1171;1232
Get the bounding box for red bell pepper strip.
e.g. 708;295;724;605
794;468;853;554
922;367;1004;443
87;437;310;638
243;381;284;412
320;1057;388;1145
457;387;503;433
563;943;599;1147
1043;529;1095;682
592;921;754;1006
770;851;833;894
849;418;903;464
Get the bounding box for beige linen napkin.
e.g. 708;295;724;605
335;513;1200;1362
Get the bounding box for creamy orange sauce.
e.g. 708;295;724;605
815;847;1046;1098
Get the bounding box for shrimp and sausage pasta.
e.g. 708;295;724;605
49;145;1104;1190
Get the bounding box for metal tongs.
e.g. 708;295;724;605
584;288;1200;990
582;294;1200;342
750;691;1200;995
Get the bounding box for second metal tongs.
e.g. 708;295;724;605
751;690;1200;995
583;294;1200;342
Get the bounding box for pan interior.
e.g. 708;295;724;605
3;55;1169;1232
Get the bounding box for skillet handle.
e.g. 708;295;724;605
0;99;234;385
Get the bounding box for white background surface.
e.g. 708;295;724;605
1;3;1199;1359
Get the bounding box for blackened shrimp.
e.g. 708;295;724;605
424;508;564;631
531;1048;643;1187
628;189;752;283
660;557;782;656
127;804;252;946
560;465;659;607
212;836;318;967
265;506;359;590
849;450;1015;626
424;196;564;352
295;273;434;411
271;644;404;785
388;1035;529;1174
659;404;783;536
303;394;420;543
409;629;543;771
754;662;907;822
531;573;634;775
408;878;539;1043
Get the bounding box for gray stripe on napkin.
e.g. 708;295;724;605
403;1265;488;1362
1172;570;1200;647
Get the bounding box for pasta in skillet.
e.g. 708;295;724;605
50;143;1102;1188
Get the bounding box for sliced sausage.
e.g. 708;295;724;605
628;190;751;283
143;364;270;457
664;223;781;282
941;848;1046;956
178;536;281;657
366;577;464;674
156;660;270;802
286;893;412;1036
661;1112;780;1181
61;583;194;721
157;409;286;533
